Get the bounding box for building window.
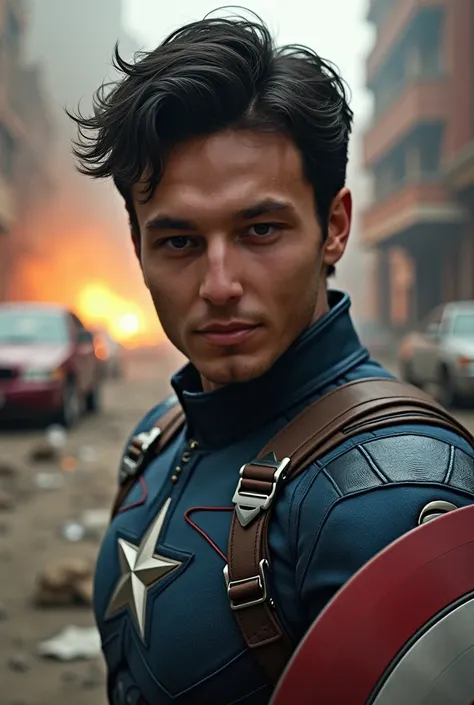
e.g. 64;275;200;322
420;141;441;175
5;6;21;51
372;123;442;201
418;10;443;78
0;123;15;179
372;8;444;116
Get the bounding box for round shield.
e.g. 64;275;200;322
270;504;474;705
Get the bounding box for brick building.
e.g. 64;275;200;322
0;0;54;300
362;0;474;333
0;0;24;298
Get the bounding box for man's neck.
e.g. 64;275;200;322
201;376;221;393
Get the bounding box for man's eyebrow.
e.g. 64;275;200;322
235;199;295;220
144;199;295;231
145;215;196;231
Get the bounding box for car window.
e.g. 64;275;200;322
451;312;474;337
0;310;68;344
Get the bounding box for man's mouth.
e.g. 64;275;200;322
196;322;261;347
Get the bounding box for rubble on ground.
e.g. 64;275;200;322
7;653;30;673
34;558;95;607
37;625;101;661
0;491;15;511
34;472;64;491
0;462;18;478
29;441;61;464
60;509;109;543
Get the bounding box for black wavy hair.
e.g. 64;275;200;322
70;9;353;276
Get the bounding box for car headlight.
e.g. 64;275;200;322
21;367;64;382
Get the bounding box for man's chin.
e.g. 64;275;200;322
197;355;270;390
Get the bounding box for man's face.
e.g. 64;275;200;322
132;130;351;389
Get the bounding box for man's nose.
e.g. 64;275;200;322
198;242;244;306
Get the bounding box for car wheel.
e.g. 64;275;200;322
85;384;101;414
438;366;459;409
58;379;81;428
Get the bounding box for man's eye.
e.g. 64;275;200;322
248;223;280;237
164;236;192;250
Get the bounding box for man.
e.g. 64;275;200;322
71;13;474;705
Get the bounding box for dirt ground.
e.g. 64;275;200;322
0;344;184;705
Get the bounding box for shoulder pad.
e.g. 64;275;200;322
323;432;474;498
117;393;179;485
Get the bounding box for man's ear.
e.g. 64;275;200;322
323;188;352;268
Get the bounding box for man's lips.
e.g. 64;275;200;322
195;323;261;347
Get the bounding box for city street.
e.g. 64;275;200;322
0;344;184;705
1;349;474;705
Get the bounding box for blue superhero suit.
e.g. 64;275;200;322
94;290;474;705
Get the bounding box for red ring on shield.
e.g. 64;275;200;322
270;504;474;705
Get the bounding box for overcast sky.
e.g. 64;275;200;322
123;1;375;130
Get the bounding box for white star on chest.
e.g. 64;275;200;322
105;498;181;640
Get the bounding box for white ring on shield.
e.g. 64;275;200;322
370;594;474;705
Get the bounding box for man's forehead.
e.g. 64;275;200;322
162;129;299;168
132;129;307;210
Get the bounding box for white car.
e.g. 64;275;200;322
398;301;474;408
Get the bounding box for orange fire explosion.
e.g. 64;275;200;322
8;195;165;349
76;282;146;344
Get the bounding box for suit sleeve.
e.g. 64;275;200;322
295;483;474;623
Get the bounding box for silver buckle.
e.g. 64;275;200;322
119;426;161;484
223;559;271;611
232;456;290;527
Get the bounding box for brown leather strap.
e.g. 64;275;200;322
226;377;474;684
110;403;185;520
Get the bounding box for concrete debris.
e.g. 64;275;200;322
61;670;79;684
60;508;109;542
34;558;94;607
60;521;86;542
81;662;104;689
59;456;78;473
82;508;109;531
60;663;104;690
0;461;18;478
45;425;68;449
77;446;98;463
7;653;30;673
29;441;60;464
37;625;101;661
0;490;15;511
34;473;64;491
